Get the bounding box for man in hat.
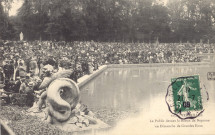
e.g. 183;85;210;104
19;73;35;106
15;62;27;80
0;67;4;85
3;60;14;81
0;67;5;92
29;57;39;76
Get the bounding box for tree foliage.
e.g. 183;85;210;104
0;0;16;40
167;0;215;42
1;0;215;42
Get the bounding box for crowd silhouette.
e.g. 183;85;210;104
0;40;214;106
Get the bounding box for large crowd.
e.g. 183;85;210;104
0;40;214;106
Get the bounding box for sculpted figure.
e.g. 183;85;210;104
36;65;78;123
46;78;80;123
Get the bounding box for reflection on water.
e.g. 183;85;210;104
80;65;215;113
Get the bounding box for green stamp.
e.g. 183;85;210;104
171;75;202;113
166;75;206;119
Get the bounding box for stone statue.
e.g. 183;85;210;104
28;69;109;131
20;32;24;41
46;78;80;122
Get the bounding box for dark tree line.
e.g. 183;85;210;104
0;0;16;40
1;0;215;43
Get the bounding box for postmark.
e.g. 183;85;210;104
207;72;215;80
166;75;208;119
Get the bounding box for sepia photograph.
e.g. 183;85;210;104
0;0;215;135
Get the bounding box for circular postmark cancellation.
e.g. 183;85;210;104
207;72;215;80
165;75;209;119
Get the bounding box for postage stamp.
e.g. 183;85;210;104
166;75;206;119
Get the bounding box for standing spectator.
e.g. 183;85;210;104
0;67;5;86
29;57;39;76
19;74;35;107
3;60;14;81
93;59;99;71
70;70;78;83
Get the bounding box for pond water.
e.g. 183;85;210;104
80;65;215;112
80;64;215;134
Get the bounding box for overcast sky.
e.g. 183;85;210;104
9;0;23;16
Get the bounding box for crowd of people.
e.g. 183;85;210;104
0;40;214;106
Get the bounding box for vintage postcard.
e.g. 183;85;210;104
0;0;215;135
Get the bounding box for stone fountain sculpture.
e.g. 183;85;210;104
28;70;109;132
46;78;80;123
